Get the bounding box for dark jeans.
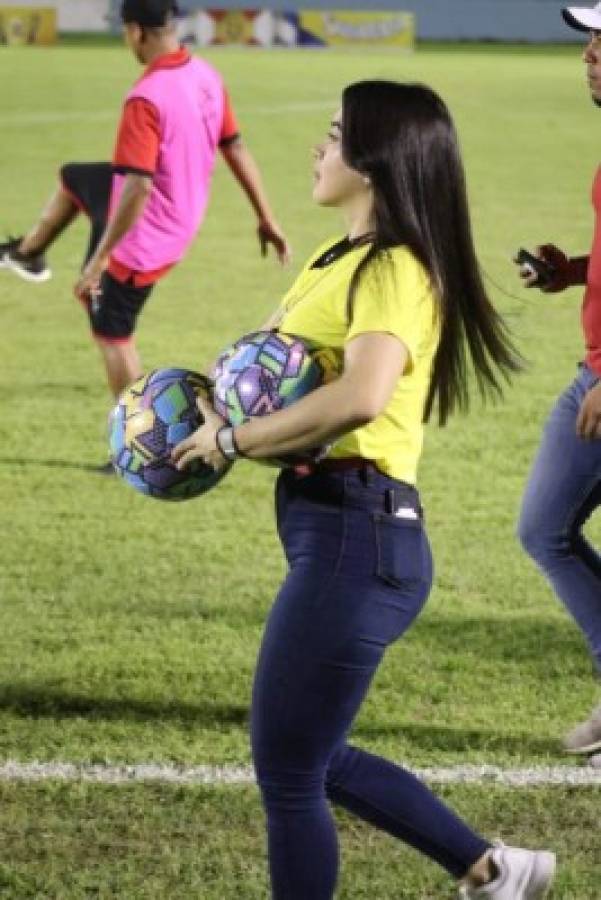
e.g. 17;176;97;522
518;363;601;669
251;465;489;899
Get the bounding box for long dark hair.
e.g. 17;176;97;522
341;80;521;425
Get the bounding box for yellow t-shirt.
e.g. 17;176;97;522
275;237;440;485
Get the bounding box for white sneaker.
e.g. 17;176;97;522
459;844;556;899
563;702;601;754
0;236;51;283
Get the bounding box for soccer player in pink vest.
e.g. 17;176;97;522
0;0;290;469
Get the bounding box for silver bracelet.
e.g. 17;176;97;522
216;426;240;462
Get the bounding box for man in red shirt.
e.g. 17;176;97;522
516;3;601;757
0;0;290;464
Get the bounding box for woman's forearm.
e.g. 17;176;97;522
231;333;407;459
233;377;372;459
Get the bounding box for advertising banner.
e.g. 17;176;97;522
0;5;56;44
180;9;277;46
178;9;414;48
297;10;415;47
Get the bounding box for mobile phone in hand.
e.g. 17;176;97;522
515;247;555;287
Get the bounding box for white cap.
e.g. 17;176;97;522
563;3;601;32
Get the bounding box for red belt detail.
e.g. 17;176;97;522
293;457;371;477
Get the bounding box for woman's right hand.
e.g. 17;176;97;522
171;396;229;472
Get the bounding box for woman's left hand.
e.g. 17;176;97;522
576;381;601;440
171;395;229;471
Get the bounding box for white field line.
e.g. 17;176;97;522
1;762;601;786
2;101;334;128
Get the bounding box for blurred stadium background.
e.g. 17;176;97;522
1;1;601;897
0;0;591;45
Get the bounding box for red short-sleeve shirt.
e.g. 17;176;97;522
109;49;240;285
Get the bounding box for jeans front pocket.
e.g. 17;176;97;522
372;512;430;589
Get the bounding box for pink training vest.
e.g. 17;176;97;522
110;56;225;273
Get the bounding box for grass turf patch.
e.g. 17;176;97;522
0;781;598;898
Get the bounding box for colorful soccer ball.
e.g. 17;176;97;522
211;331;328;425
109;368;230;500
210;331;340;467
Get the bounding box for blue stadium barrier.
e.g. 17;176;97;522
109;0;584;42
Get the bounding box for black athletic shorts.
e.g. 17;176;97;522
61;161;153;341
87;271;153;342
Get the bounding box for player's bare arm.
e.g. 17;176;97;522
220;138;291;264
74;173;152;300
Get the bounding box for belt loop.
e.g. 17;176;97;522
359;463;374;486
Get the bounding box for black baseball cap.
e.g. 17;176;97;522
121;0;179;27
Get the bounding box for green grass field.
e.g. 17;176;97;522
1;40;600;898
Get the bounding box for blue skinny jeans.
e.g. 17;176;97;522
518;363;601;670
251;465;490;899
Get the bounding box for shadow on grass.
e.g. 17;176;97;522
0;457;104;473
412;614;587;667
0;381;97;395
355;720;557;757
0;686;558;755
0;685;248;726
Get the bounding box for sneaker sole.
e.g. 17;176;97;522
1;255;52;283
563;737;601;754
457;852;556;899
525;851;556;899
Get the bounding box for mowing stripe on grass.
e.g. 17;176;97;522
1;762;600;786
3;101;335;128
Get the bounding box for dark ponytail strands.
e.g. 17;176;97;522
341;80;522;426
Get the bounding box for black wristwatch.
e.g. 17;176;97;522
216;426;241;462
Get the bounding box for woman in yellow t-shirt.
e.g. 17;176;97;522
173;82;555;900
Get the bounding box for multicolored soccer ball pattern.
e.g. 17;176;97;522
211;331;340;466
211;331;337;425
109;368;229;500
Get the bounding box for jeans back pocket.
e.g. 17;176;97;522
372;512;430;589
